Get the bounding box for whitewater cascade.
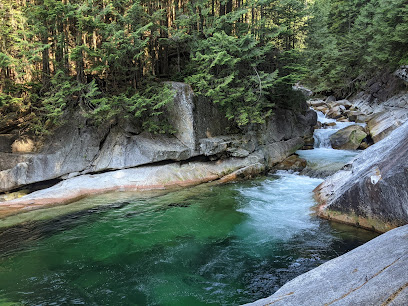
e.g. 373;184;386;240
313;110;365;148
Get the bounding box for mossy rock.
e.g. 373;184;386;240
330;125;367;150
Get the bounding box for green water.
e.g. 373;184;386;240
0;172;377;305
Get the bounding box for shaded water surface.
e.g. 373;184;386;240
0;172;377;305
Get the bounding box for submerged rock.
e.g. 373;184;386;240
245;225;408;306
315;121;408;232
272;154;307;172
330;125;367;150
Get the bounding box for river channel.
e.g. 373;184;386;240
0;111;378;305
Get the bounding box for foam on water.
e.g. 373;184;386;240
236;171;323;244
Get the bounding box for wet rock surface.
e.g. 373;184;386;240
308;92;408;149
367;109;408;143
272;154;307;172
330;125;367;150
315;120;408;232
0;153;267;218
245;225;408;306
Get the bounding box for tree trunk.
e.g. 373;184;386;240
42;34;50;88
76;32;85;83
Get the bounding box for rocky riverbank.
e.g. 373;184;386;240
314;120;408;233
247;85;408;305
308;90;408;233
245;224;408;306
0;83;316;218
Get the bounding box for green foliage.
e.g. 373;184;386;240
0;93;23;110
187;30;279;126
37;71;175;134
305;0;408;96
41;71;81;125
1;0;312;135
0;53;12;68
88;82;175;134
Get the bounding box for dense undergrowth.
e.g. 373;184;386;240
0;0;407;136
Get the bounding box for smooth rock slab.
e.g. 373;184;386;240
315;120;408;232
245;225;408;306
166;82;197;150
0;154;265;218
367;109;408;143
263;137;304;168
89;129;192;172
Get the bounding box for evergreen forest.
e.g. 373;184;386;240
1;0;407;135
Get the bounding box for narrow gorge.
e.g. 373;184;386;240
0;82;317;220
0;85;377;304
1;81;407;305
1;0;408;303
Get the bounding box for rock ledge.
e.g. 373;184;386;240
245;225;408;306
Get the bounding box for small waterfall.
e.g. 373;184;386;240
297;109;363;177
313;110;365;149
314;129;336;148
313;111;337;148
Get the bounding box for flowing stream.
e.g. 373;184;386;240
297;110;364;177
0;111;378;305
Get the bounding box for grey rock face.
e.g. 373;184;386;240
90;128;192;173
315;120;408;232
199;134;257;158
0;118;107;192
193;94;234;140
166;82;234;150
0;84;202;192
199;137;230;156
394;65;408;83
0;153;29;172
166;82;197;150
351;92;408;114
263;138;304;168
367;109;408;143
245;225;408;306
260;108;316;144
292;84;313;97
0;84;316;194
